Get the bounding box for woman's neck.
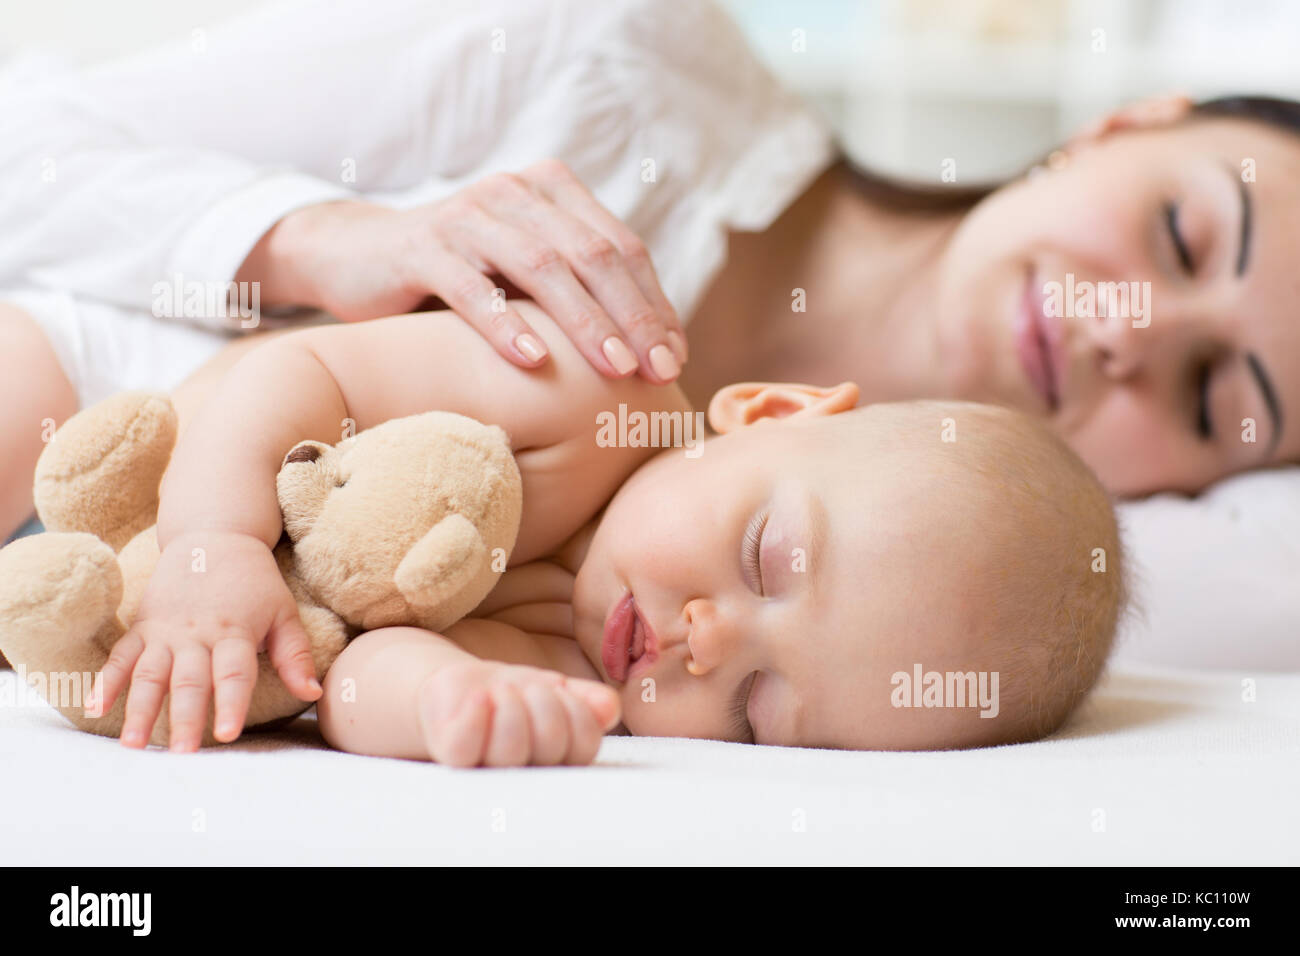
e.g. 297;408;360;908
680;161;961;407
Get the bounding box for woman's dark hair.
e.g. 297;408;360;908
1193;94;1300;134
840;93;1300;214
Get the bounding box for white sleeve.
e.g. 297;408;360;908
0;88;352;309
0;0;590;311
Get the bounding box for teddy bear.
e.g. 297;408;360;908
0;391;522;746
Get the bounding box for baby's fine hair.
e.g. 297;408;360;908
854;400;1130;745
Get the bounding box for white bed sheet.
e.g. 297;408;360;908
2;663;1296;866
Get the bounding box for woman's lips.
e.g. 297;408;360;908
601;592;659;684
1016;268;1064;412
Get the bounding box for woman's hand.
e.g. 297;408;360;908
240;159;688;382
88;531;322;751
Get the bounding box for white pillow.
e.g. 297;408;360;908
1113;467;1300;671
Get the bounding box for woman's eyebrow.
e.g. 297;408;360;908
1245;352;1282;456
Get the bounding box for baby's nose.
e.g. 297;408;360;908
683;598;741;676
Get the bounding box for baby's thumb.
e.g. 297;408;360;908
566;679;622;731
266;608;322;702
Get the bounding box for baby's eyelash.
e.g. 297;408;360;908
743;509;769;595
729;672;757;743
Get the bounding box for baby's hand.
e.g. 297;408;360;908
416;660;621;767
88;531;322;751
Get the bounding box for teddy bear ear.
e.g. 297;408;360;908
282;441;330;468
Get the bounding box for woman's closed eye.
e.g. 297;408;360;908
1194;359;1214;440
1165;201;1196;274
742;508;769;595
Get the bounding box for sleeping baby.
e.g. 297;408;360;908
88;301;1127;764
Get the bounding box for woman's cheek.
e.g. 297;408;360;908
1063;404;1192;495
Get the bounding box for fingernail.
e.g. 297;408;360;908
649;344;681;381
514;332;547;363
217;721;238;739
667;330;688;362
122;729;143;746
601;336;638;375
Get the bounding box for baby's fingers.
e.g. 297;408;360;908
483;685;529;767
211;638;258;743
87;627;145;718
266;609;322;703
419;685;491;768
167;645;212;753
564;678;622;733
557;683;614;766
520;682;570;766
120;643;173;748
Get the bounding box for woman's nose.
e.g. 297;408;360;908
1088;304;1156;382
682;598;740;676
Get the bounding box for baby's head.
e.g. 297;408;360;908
572;382;1127;750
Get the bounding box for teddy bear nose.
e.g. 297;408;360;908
284;444;322;465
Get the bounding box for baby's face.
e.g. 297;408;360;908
572;386;1018;750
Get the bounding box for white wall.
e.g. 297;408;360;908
719;0;1300;179
0;0;269;64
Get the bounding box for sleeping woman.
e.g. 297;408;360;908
1;0;1298;538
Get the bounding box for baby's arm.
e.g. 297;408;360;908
317;622;619;767
94;301;681;751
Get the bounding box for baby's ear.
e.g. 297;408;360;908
707;382;859;433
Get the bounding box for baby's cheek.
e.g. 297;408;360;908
621;682;717;739
620;684;653;735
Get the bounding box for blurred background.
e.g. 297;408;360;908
5;0;1299;180
718;0;1300;179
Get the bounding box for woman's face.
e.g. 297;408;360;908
933;112;1300;495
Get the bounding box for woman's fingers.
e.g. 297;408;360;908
449;205;640;378
417;245;551;368
481;181;682;382
524;159;687;366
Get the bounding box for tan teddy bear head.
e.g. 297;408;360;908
276;411;522;634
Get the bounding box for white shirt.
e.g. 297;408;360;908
0;0;835;346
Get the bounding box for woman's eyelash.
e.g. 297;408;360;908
1165;201;1195;274
729;671;757;743
743;509;769;595
1195;361;1214;439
